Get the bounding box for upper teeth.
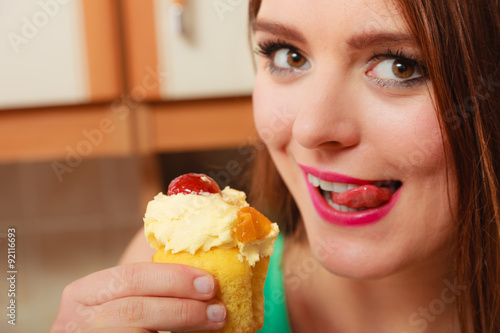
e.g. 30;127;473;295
308;174;360;193
307;174;392;193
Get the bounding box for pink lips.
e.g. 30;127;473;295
298;164;402;227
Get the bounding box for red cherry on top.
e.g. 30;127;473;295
167;173;221;196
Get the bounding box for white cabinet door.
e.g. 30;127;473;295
123;0;255;101
153;0;255;99
0;0;122;110
0;0;89;109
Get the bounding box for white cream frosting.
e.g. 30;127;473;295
143;187;279;266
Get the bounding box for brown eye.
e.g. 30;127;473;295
287;51;306;68
392;59;415;79
366;57;424;86
272;48;310;71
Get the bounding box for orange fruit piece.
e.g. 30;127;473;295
236;207;272;242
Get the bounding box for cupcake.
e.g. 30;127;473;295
144;173;279;333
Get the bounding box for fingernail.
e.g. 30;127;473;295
206;303;226;323
194;276;214;294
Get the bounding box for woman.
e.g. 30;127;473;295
52;0;499;332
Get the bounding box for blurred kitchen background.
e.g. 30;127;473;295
0;0;256;331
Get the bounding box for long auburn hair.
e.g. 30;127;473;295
247;0;500;332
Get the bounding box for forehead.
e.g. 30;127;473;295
256;0;408;40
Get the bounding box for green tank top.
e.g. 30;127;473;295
257;234;292;333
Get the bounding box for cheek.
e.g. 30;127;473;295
252;74;296;148
374;100;447;178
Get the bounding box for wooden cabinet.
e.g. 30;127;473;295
121;0;254;100
1;0;122;109
0;0;256;163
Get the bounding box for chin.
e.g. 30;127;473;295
320;254;404;281
303;222;412;281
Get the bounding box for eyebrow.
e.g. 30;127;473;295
346;32;416;49
253;20;307;44
253;19;416;50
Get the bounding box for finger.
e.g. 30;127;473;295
85;328;153;333
94;297;227;332
67;263;217;306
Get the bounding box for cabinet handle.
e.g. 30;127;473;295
169;0;185;35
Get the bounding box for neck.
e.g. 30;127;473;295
283;240;461;333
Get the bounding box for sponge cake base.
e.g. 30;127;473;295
153;247;270;333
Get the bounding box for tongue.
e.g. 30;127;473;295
331;185;392;209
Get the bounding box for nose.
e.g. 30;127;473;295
292;69;361;150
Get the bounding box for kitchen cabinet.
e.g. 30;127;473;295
121;0;254;100
0;0;256;163
0;0;122;109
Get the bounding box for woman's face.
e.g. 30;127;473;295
253;0;457;279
